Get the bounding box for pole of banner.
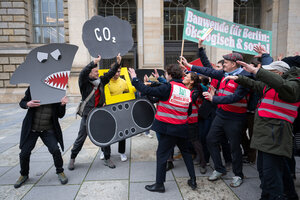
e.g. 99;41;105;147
180;39;184;62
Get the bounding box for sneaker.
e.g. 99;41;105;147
145;133;153;138
200;166;207;174
57;172;68;185
14;175;28;188
99;151;104;160
120;154;127;162
68;158;75;170
208;170;225;181
230;176;243;187
104;159;116;168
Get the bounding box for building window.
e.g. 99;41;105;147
234;0;261;28
98;0;137;42
32;0;65;43
164;0;199;41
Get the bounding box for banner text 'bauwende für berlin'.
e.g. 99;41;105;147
183;7;272;56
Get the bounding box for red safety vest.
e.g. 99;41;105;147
155;81;191;124
188;90;202;124
258;86;300;123
217;77;248;113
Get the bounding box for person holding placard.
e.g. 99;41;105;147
181;50;251;188
68;54;121;170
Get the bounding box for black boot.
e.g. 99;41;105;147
145;183;165;193
187;178;197;190
166;161;174;171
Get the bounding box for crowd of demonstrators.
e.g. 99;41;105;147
128;65;197;192
181;45;252;187
14;90;69;188
224;56;300;199
13;39;300;198
68;54;121;170
99;63;130;162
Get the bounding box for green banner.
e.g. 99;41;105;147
183;7;272;56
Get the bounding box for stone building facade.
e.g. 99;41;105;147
0;0;299;103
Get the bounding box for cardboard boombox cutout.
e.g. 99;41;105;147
10;43;78;104
82;15;134;59
98;67;136;105
87;98;156;147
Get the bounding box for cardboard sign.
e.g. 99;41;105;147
82;15;134;59
98;67;136;105
10;43;78;104
183;7;272;56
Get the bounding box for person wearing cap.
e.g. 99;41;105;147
181;50;251;187
224;60;300;200
68;54;121;170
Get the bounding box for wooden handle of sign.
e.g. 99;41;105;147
180;40;184;62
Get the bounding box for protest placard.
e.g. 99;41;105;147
82;15;134;59
183;7;272;56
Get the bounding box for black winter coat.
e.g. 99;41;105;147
19;87;66;151
79;61;120;116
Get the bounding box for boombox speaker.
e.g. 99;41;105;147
87;98;156;147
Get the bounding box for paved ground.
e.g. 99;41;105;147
0;103;299;200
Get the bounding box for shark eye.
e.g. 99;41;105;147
50;49;61;60
37;52;48;63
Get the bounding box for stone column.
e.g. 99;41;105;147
206;0;233;64
137;0;164;69
67;0;96;97
282;0;300;56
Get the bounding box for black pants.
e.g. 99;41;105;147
100;139;126;159
257;151;298;200
19;130;63;176
241;112;256;163
156;133;195;184
71;115;112;160
207;115;245;178
198;118;232;164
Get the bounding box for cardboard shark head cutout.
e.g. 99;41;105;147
82;15;133;59
10;43;78;105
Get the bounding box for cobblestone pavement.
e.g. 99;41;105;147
0;103;299;200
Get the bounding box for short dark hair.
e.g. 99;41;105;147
165;64;183;79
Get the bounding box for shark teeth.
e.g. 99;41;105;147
44;71;70;91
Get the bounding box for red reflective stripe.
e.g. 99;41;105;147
258;88;300;123
217;77;248;113
155;81;190;124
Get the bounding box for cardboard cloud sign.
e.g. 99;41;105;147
10;43;78;105
82;15;133;59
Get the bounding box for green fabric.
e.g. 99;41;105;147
235;67;300;158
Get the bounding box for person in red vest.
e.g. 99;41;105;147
128;64;197;193
182;71;207;174
181;52;251;187
224;60;300;200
